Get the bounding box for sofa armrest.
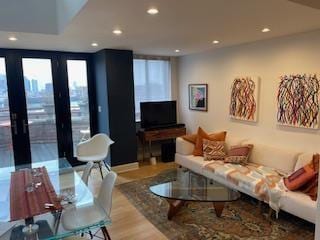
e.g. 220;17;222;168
176;137;194;155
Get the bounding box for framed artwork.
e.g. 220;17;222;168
189;84;208;111
229;77;260;122
277;74;319;129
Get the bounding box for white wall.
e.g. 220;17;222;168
178;29;320;153
170;57;180;121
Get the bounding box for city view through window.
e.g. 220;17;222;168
67;60;90;156
0;58;13;166
0;58;90;166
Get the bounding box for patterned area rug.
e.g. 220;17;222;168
117;169;315;240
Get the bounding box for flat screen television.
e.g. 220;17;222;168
140;101;177;129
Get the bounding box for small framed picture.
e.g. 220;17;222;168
189;84;208;111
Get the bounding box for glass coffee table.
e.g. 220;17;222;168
150;168;241;220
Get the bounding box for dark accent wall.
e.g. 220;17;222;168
93;49;137;166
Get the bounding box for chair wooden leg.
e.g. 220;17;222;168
101;226;111;240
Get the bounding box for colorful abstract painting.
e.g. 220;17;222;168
189;84;208;111
277;74;319;129
229;77;259;122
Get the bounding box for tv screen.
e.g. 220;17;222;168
140;101;177;129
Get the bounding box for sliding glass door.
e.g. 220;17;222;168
0;58;14;167
22;58;59;162
66;60;91;156
0;50;92;167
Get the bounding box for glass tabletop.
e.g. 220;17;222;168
150;168;240;202
0;158;111;240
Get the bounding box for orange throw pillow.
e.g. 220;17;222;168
182;134;198;144
284;164;316;191
193;127;227;156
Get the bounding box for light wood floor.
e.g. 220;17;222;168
82;161;176;240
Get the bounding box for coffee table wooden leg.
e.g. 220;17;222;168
167;200;184;220
213;202;225;217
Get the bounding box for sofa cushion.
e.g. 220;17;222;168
225;136;247;151
280;190;316;223
175;153;212;175
243;141;299;174
176;137;194;155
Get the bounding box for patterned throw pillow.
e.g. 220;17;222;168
193;127;227;156
203;139;226;161
224;144;253;165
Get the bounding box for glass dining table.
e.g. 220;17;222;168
0;158;111;240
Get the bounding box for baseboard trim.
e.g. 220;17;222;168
111;162;139;173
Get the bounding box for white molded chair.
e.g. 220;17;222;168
81;161;94;185
62;171;117;240
77;134;114;179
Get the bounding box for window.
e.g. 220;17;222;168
22;58;59;162
66;60;90;156
133;58;171;121
0;58;14;167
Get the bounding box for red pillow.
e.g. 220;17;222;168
284;164;316;191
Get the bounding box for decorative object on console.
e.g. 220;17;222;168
189;84;208;111
193;127;227;156
277;74;319;129
224;144;253;165
229;77;259;122
203;139;226;161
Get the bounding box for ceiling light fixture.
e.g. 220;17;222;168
212;40;219;44
113;29;123;35
175;49;180;53
8;36;17;41
91;42;98;47
147;8;159;15
262;28;271;33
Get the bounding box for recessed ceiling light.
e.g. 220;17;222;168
175;49;180;53
212;40;219;44
147;8;159;15
262;28;271;33
8;36;17;41
91;42;98;47
113;29;122;35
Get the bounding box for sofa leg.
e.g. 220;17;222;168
258;201;262;213
267;208;273;220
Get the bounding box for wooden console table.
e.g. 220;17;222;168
138;127;186;161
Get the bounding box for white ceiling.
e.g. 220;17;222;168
0;0;87;34
0;0;320;56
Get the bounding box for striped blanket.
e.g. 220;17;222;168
204;161;286;215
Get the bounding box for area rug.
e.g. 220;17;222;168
117;169;315;240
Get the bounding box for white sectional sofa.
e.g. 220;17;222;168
175;136;317;223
